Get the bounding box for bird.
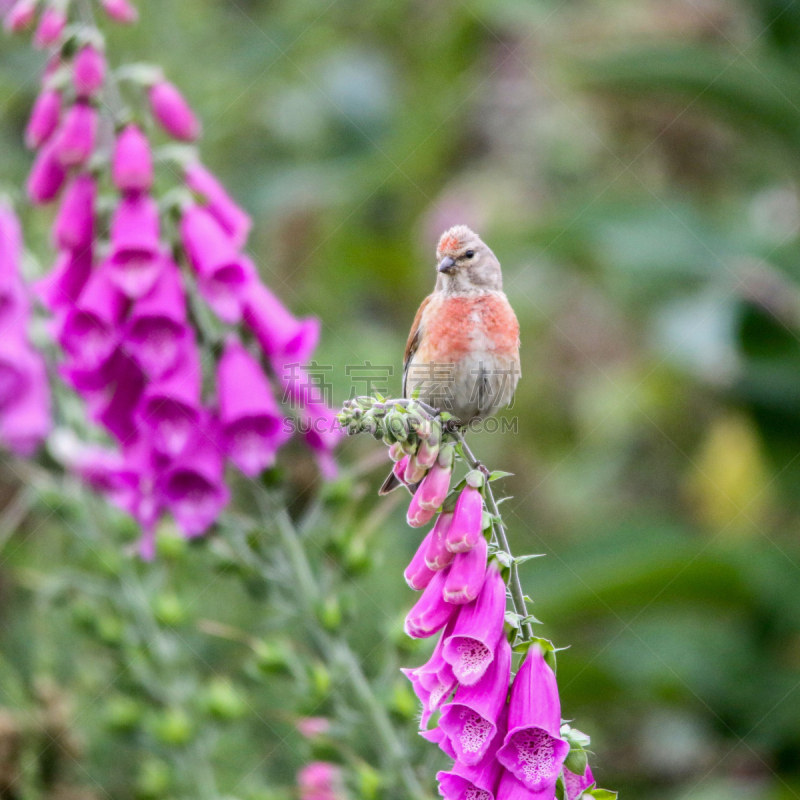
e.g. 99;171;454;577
380;225;521;494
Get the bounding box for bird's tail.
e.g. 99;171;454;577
378;469;404;496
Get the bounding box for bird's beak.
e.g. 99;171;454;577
438;256;456;274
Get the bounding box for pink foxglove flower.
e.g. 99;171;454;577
107;193;162;297
148;80;201;141
159;421;229;537
0;352;50;456
407;487;436;528
439;635;512;766
185;161;251;248
444;534;487;604
416;459;452;511
124;264;187;379
495;769;555;800
296;717;330;739
243;280;320;368
34;249;92;312
89;351;146;444
0;335;36;411
297;762;344;800
112;124;153;192
53;173;95;251
25;88;61;149
58;266;127;370
404;567;457;638
446;484;483;553
137;337;202;457
420;726;457;760
27;141;67;203
180;206;250;323
496;646;570;792
425;511;456;571
33;6;66;48
443;562;506;685
564;765;594;800
4;0;36;32
401;617;457;728
52;102;97;167
73;44;106;98
217;339;287;477
437;708;506;800
100;0;138;23
404;529;437;591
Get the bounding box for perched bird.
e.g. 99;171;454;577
380;225;520;494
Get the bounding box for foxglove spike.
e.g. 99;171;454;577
53;173;95;251
112;124;153;192
185;161;251;248
108;193;162;298
149;80;201;141
496;646;570;792
444;534;488;604
405;567;457;639
439;635;512;766
217;338;287;476
446;485;484;553
25;88;61;149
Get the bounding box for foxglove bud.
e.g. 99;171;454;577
27;141;67;204
73;44;106;97
564;765;594;800
53;173;95;251
388;441;405;462
405;567;457;638
149;80;201;141
446;485;484;553
5;0;36;32
443;534;487;604
416;424;440;468
404;453;427;484
107;193;162;297
425;512;456;571
25;88;61;149
100;0;138;23
404;530;437;590
52;102;97;167
33;6;66;49
112;124;153;192
185;162;251;248
416;460;451;511
407;488;436;528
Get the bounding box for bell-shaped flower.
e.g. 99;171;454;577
392;455;410;488
439;635;512;766
185;161;251;248
4;0;36;32
437;707;506;800
496;770;556;800
447;484;484;553
159;417;230;537
124;263;188;379
34;249;92;312
243;280;320;368
25;88;61;149
57;266;127;370
401;617;458;728
53;173;95;252
100;0;138;23
416;459;451;512
425;511;457;571
137;335;202;457
564;765;594;800
27;141;67;204
112;124;153;192
407;487;436;528
73;44;105;97
444;534;488;604
496;646;570;792
404;530;437;591
52;102;97;167
443;561;506;685
0;335;36;411
33;6;66;48
148;80;201;141
405;566;457;638
107;193;162;298
180;206;251;323
420;726;456;760
0;203;23;294
217;338;288;476
88;350;146;444
0;274;27;331
0;351;50;456
297;762;345;800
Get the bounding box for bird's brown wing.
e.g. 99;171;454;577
402;294;432;398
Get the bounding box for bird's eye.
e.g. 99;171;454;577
464;250;475;259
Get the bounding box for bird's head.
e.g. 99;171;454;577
434;225;502;293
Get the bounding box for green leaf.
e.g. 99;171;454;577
494;551;513;569
584;790;617;800
515;554;545;566
564;746;588;776
488;470;514;481
494;495;513;506
504;611;522;629
520;614;543;626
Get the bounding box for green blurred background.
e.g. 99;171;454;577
5;0;800;798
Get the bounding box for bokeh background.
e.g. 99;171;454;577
4;0;800;798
